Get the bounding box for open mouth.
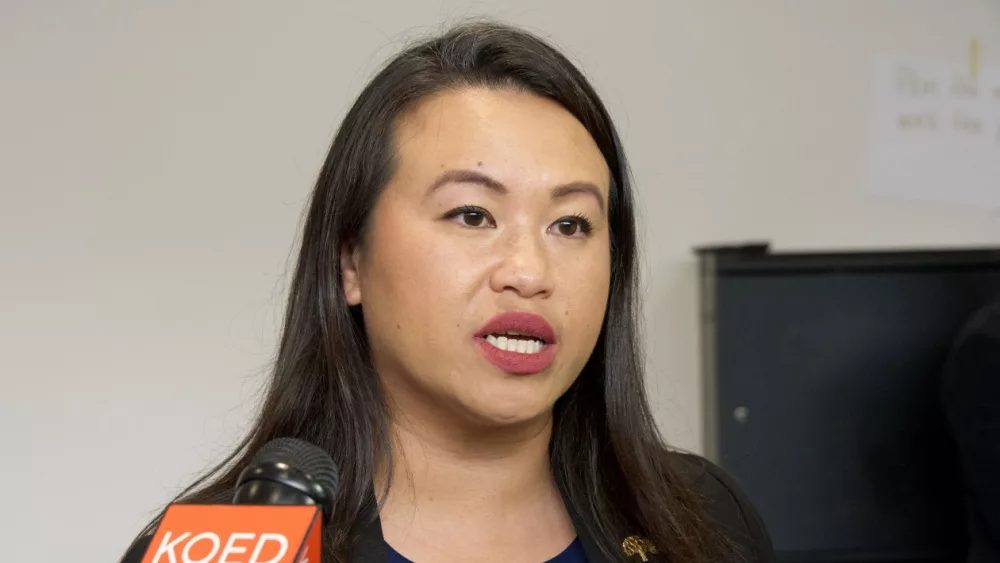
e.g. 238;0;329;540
481;331;546;354
473;311;557;374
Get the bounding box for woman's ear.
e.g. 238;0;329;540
340;240;363;306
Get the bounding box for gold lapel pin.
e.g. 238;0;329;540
622;535;658;561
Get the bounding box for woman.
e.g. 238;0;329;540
124;21;772;563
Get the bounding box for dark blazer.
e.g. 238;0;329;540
122;452;773;563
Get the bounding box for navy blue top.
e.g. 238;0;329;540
386;538;587;562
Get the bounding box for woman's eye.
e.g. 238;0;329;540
555;220;579;237
550;215;593;238
462;211;487;227
445;206;495;228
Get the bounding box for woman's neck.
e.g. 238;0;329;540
384;410;556;505
376;409;577;562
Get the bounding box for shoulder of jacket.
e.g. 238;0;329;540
664;451;776;563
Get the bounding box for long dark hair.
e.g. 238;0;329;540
133;21;729;562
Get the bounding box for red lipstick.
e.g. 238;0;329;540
473;311;557;375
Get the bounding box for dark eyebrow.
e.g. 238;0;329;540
427;169;607;216
551;182;606;216
427;169;508;196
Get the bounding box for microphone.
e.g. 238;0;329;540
233;437;339;522
129;438;338;563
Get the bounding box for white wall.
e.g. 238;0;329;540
2;1;998;559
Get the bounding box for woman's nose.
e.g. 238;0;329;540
488;230;553;299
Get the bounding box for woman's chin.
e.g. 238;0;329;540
458;394;555;429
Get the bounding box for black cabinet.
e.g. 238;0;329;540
697;243;1000;563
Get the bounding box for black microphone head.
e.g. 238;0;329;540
250;437;340;497
235;437;339;524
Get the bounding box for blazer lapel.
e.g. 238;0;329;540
566;502;613;563
352;512;389;563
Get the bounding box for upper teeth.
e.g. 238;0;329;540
485;334;543;354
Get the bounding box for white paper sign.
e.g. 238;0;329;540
866;56;1000;209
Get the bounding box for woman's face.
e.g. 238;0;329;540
342;87;611;428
